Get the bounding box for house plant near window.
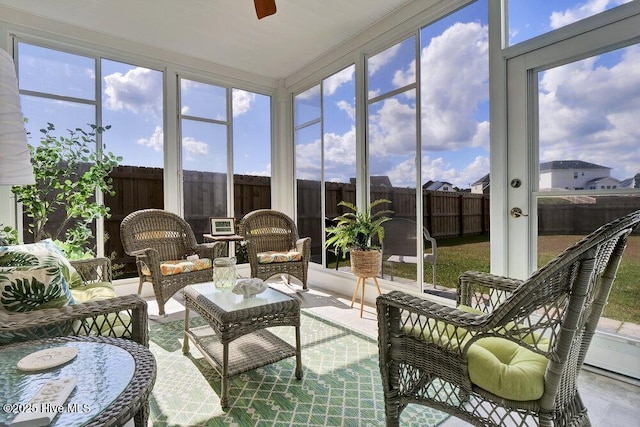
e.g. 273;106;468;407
325;199;392;277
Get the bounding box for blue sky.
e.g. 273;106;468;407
18;0;638;190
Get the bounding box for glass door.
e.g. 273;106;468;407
506;11;640;378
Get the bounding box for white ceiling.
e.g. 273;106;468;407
0;0;415;79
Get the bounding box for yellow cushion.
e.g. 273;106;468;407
70;283;131;338
140;258;212;276
70;282;117;303
257;250;302;264
403;305;549;401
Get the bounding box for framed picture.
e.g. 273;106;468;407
209;217;236;236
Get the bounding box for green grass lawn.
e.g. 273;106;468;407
332;234;640;323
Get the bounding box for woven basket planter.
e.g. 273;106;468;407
350;249;382;277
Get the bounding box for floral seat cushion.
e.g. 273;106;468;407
141;258;213;276
256;250;302;264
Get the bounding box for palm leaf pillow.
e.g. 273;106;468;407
0;240;76;312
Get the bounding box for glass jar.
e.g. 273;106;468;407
213;257;237;289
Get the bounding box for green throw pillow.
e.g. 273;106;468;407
0;265;75;312
0;239;82;288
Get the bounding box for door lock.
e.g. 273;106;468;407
510;207;528;218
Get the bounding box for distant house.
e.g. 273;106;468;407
539;160;616;190
423;180;455;192
620;173;640;189
584;176;621;190
471;173;490;194
350;176;392;187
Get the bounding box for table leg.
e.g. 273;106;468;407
221;342;230;409
182;306;190;354
294;325;303;380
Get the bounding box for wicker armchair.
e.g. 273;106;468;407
377;210;640;427
120;209;225;315
380;217;437;288
1;257;149;347
240;209;311;289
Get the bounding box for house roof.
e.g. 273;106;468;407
584;176;620;185
0;0;416;80
620;173;640;188
540;160;610;171
423;180;452;191
471;173;490;186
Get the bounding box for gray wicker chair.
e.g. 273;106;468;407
377;210;640;427
120;209;225;315
380;217;437;288
1;257;149;347
240;209;311;289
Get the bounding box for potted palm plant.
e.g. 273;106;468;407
325;199;392;277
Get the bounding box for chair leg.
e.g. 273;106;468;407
432;264;436;288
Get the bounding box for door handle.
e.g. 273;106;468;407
510;207;528;218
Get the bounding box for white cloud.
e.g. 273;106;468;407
324;127;356;167
104;67;162;117
538;44;640;179
368;97;417;158
550;0;631;29
385;155;489;189
182;137;209;159
420;22;489;151
336;100;355;121
392;59;416;88
296;85;320;101
232;90;255;117
369;44;401;75
324;67;354;96
295;137;322;180
137;126;163;152
244;163;271;177
368;22;489;161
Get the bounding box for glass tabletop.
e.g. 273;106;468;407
187;281;294;313
0;340;135;426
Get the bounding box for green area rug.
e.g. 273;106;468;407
148;310;449;426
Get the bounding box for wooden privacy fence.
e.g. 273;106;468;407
104;168;490;273
24;164;638;277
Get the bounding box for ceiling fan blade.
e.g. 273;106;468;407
255;0;276;19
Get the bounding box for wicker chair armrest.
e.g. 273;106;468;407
296;237;311;253
377;290;500;357
193;241;226;260
128;247;160;271
70;257;112;284
0;294;149;347
457;270;523;311
378;291;491;329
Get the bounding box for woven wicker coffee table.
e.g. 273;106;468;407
182;282;303;409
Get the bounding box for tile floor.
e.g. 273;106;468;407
144;279;640;426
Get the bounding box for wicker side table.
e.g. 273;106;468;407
182;282;303;409
0;336;156;427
